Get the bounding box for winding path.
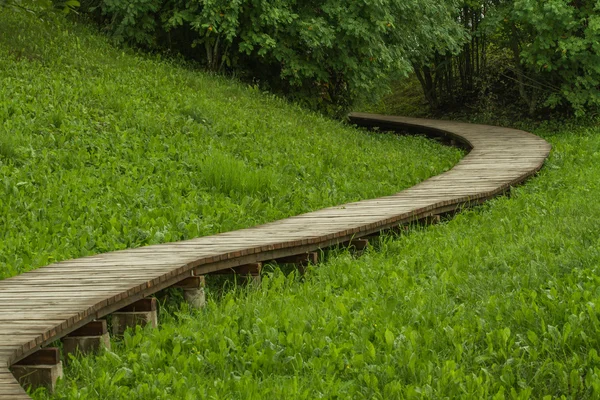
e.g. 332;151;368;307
0;114;551;399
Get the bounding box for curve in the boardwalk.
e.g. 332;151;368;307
0;114;551;399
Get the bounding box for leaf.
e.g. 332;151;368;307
385;329;394;346
173;342;181;358
366;340;376;360
111;367;131;385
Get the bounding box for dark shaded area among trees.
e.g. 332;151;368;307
412;0;600;117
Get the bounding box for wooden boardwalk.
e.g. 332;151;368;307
0;114;551;399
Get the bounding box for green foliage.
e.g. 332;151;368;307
38;120;600;399
84;0;465;116
5;6;600;400
0;134;22;163
0;0;79;14
509;0;600;115
0;10;462;280
410;0;600;117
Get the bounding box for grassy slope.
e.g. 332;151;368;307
45;122;600;400
0;11;461;280
9;10;600;400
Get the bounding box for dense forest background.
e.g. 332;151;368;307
3;0;599;118
411;0;600;118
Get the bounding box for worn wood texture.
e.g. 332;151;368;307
0;114;551;398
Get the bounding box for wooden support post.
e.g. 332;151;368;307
10;348;63;393
272;252;319;275
62;320;110;359
111;298;158;336
208;263;262;285
173;276;206;309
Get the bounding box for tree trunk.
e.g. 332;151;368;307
510;24;536;114
414;64;438;110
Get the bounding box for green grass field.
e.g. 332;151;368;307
39;121;600;400
0;11;461;280
4;8;600;400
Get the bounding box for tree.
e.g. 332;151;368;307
412;0;600;116
85;0;465;116
510;0;600;115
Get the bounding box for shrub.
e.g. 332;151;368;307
83;0;464;116
410;0;600;117
510;0;600;115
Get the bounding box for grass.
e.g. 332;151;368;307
6;8;600;400
40;119;600;400
0;11;462;280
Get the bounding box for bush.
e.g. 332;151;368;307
410;0;600;117
510;0;600;115
83;0;464;116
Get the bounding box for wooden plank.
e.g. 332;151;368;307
67;320;107;337
172;277;205;289
13;349;59;366
117;298;156;313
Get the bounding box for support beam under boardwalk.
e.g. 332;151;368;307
208;263;262;285
62;320;110;360
111;298;158;336
173;276;206;309
271;252;319;275
10;348;63;394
